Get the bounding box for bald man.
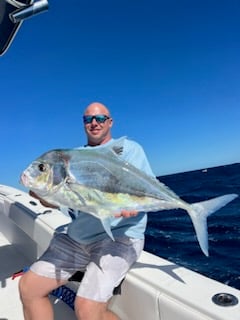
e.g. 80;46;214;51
19;102;155;320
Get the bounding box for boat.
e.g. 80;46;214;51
0;183;239;319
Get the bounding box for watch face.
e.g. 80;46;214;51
0;0;32;55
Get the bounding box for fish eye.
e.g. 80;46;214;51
38;163;46;172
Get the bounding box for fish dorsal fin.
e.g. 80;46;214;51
111;136;126;155
96;136;126;157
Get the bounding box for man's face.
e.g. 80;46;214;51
83;110;113;146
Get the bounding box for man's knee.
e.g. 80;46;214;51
19;270;63;302
18;273;30;301
74;296;108;319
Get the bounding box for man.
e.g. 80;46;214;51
19;102;155;320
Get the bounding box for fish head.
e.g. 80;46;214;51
20;150;68;196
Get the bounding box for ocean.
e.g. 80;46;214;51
144;163;240;290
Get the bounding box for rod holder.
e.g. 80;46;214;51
9;0;49;23
212;293;238;307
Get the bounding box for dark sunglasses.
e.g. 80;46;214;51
83;114;110;124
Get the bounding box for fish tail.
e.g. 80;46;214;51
187;193;238;256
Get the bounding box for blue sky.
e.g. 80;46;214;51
1;0;240;190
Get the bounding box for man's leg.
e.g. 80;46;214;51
74;296;119;320
19;270;66;320
73;238;144;320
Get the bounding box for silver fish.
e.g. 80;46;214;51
20;137;238;256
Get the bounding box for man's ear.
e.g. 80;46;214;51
109;118;113;128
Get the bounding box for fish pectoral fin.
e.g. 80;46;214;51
100;217;115;241
65;181;87;206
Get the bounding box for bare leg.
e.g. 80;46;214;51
74;296;119;320
19;270;66;320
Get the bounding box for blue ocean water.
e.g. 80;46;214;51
144;163;240;290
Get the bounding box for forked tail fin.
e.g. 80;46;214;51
188;194;238;256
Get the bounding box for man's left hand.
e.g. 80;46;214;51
115;210;138;218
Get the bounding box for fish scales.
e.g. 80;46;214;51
67;147;179;201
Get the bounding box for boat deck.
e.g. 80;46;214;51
0;231;76;320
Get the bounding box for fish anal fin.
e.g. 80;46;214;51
101;217;115;241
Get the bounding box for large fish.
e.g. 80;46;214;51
20;137;238;256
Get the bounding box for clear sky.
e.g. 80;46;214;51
1;0;240;190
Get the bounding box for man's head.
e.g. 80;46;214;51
83;102;113;146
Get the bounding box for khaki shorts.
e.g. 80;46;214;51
30;233;144;302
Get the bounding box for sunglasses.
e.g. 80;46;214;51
83;114;110;124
